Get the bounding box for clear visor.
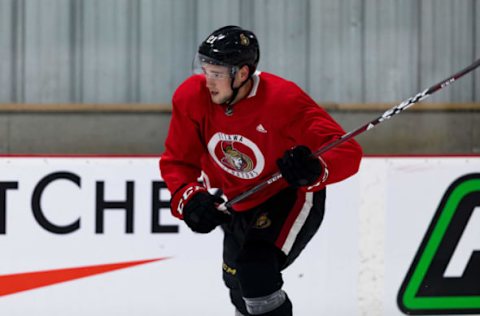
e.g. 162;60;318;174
192;53;237;80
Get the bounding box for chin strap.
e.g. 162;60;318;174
224;70;252;116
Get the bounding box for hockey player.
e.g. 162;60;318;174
160;25;362;315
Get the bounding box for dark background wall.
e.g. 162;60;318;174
1;104;478;155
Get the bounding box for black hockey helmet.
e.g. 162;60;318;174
197;25;260;76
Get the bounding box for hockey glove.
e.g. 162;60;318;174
170;183;230;233
276;145;322;187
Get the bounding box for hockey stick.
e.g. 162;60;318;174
223;58;480;209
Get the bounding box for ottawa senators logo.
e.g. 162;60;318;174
239;33;250;46
207;133;265;180
221;141;254;172
253;213;272;229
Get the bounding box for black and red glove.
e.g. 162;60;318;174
276;145;323;187
170;183;230;234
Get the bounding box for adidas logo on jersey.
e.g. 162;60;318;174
256;124;267;133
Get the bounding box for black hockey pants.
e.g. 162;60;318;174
222;187;326;315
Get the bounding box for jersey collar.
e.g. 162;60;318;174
246;71;261;99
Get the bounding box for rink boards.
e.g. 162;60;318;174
0;156;479;315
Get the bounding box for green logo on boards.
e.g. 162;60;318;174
398;174;480;315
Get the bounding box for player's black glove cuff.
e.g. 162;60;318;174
183;191;231;234
276;145;322;187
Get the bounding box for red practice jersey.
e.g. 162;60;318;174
160;72;362;213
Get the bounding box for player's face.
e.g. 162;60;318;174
202;64;233;104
